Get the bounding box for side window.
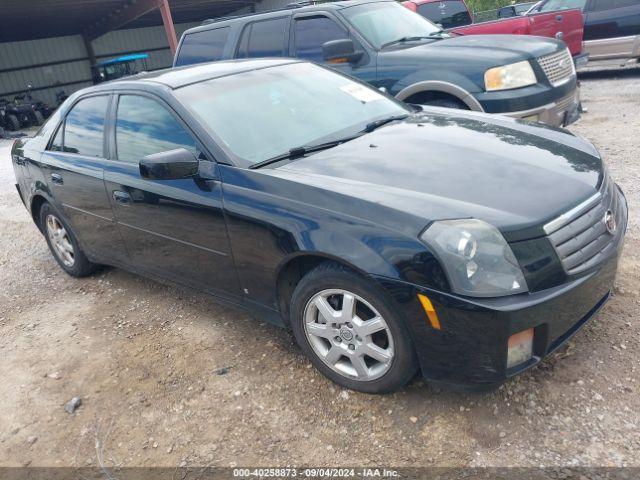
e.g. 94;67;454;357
115;95;197;163
591;0;638;10
540;0;587;12
175;27;230;66
417;1;472;28
60;96;109;157
294;16;349;62
236;17;287;58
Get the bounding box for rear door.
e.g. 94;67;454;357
103;92;240;300
39;94;128;263
234;16;290;59
584;0;640;58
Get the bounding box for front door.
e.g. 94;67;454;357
290;13;376;85
103;92;240;299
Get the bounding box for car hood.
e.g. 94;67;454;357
265;109;603;242
382;34;562;68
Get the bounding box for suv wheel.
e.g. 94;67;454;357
290;262;418;393
40;202;98;277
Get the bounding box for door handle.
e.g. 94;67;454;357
51;173;64;185
113;191;131;205
556;14;563;22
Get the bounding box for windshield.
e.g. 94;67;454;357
341;1;441;49
175;62;408;166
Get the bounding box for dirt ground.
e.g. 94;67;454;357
1;67;639;470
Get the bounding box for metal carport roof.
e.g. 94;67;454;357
1;0;259;42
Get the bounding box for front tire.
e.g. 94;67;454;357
39;202;98;277
33;110;44;125
290;262;418;393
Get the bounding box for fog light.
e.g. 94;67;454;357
507;328;534;369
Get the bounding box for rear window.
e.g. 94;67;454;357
175;27;230;66
417;1;472;28
236;17;288;58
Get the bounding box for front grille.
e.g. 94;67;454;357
556;93;575;112
546;176;622;276
537;48;575;87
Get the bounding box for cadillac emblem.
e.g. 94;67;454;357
604;210;617;235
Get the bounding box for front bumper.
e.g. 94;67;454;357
503;88;581;127
375;190;627;388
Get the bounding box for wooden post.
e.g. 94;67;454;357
157;0;178;55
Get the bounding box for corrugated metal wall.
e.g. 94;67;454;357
0;0;291;107
0;23;199;106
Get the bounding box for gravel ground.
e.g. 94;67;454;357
0;68;638;469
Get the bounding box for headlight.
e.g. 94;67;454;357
420;219;528;297
485;61;537;91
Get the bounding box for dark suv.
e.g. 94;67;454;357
529;0;640;68
174;0;581;127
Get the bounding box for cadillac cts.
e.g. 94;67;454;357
11;59;627;392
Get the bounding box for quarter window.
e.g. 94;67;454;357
57;95;109;157
294;16;350;62
49;123;64;152
115;95;197;163
175;27;230;66
236;17;288;58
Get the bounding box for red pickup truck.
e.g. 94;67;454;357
403;0;586;61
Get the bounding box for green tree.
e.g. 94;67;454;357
466;0;520;13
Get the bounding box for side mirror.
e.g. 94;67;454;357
322;39;363;64
139;148;199;180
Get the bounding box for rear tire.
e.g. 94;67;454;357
290;262;418;393
39;202;98;277
7;114;20;131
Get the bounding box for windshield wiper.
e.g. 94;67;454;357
363;114;410;133
250;115;411;170
249;133;364;170
380;35;438;49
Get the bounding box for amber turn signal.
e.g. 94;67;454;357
417;293;441;330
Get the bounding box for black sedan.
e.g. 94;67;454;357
11;59;627;392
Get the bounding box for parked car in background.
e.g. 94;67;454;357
175;0;581;127
11;59;627;392
404;0;586;60
402;0;472;28
528;0;640;68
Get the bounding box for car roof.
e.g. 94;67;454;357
187;0;390;33
88;58;299;92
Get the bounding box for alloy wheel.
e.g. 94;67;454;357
303;289;394;381
45;214;75;267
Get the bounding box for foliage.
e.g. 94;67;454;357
466;0;524;13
